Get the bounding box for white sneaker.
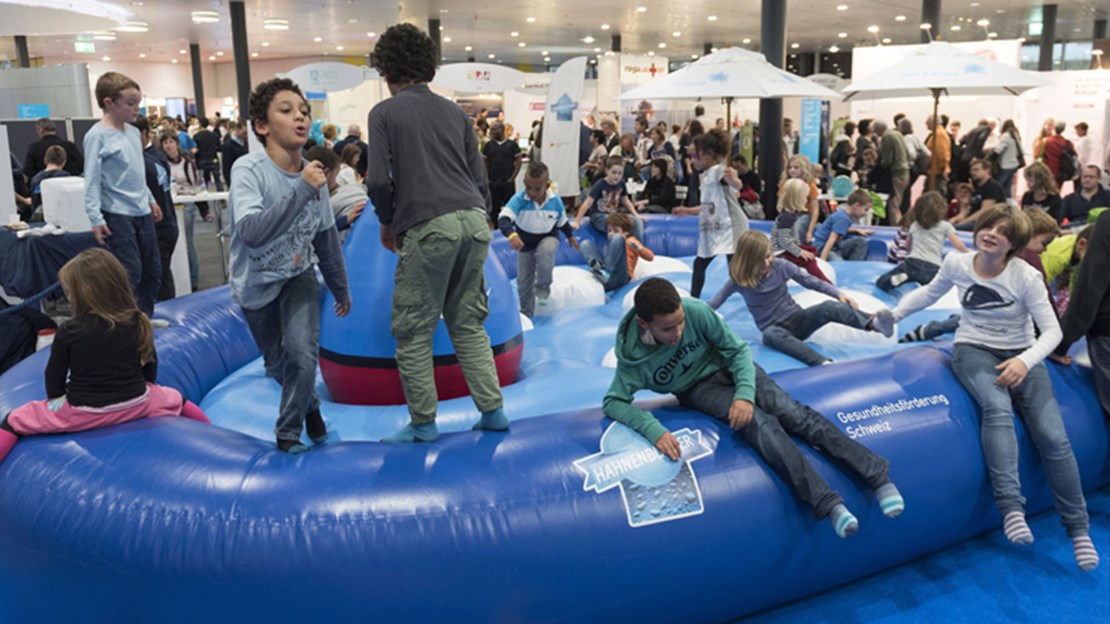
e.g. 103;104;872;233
150;319;171;330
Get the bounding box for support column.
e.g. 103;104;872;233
230;1;251;123
704;42;713;56
428;19;441;61
1095;19;1106;41
921;0;941;43
611;34;622;53
14;36;29;68
1038;4;1057;72
189;43;207;121
758;0;786;216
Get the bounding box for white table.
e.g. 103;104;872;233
170;190;230;292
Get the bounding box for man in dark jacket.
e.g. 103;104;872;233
193;117;223;191
22;117;83;181
220;121;250;186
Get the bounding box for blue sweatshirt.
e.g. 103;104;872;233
82;123;155;226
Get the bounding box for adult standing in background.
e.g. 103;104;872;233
1075;122;1093;167
333;124;370;179
220;121;249;187
193;117;223;191
924;114;950;197
483;122;522;222
23;117;83;181
367;23;508;444
991;119;1024;200
875;120;909;226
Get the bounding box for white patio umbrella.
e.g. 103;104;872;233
616;47;839;124
842;41;1053;188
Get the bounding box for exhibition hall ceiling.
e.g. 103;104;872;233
0;0;1105;67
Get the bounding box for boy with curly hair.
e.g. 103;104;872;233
228;77;351;454
367;23;508;443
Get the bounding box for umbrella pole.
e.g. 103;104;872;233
927;88;940;192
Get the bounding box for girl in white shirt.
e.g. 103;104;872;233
891;205;1097;572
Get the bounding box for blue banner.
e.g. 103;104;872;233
17;104;49;119
799;98;822;164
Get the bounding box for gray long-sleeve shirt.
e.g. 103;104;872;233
366;83;490;236
708;258;841;330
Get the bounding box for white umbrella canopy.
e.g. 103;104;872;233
842;41;1053;100
616;47;839;101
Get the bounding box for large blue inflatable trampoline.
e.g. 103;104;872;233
0;216;1105;623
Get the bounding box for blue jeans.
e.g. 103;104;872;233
241;269;321;442
877;257;940;291
763;301;872;366
827;235;868;261
587;210;644;241
994;168;1017;199
918;314;961;340
950;343;1089;536
183;203;201;291
676;364;890;519
1086;335;1110;417
579;234;630;291
102;211;161;317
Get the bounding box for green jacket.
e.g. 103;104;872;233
879;130;910;173
1041;233;1077;287
602;298;756;444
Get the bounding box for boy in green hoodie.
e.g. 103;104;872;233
603;278;904;537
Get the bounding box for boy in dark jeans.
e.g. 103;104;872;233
603;278;904;537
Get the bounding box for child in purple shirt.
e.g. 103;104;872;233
709;231;895;366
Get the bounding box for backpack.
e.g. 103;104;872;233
1058;142;1080;181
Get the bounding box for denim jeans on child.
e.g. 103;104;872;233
517;236;559;317
827;235;868;261
392;209;503;424
102;211;161;317
587;210;644;241
762;301;872;366
1087;335;1110;416
242;268;321;443
877;257;940;291
676;364;891;519
950;343;1089;537
579;234;630;291
918;314;961;340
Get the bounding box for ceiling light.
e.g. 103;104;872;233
881;37;892;43
647;50;655;56
895;15;906;22
216;51;224;56
263;19;289;30
742;38;752;44
836;4;848;10
191;10;219;23
208;55;215;60
348;18;358;24
838;32;848;38
950;24;961;31
636;6;647;13
511;31;519;37
336;45;344;51
102;55;111;61
366;32;376;37
710;46;718;52
542;50;549;54
251;51;259;57
987;31;998;38
791;42;800;49
526;16;536;23
93;32;116;41
692;53;699;59
544;57;551;62
488;53;496;59
465;45;473;51
970;1;980;6
601;24;610;30
116;21;149;33
867;25;879;33
138;52;146;58
443;36;452;42
920;23;932;30
977;19;990;26
583;36;594;43
829;45;840;52
590;59;597;64
179;49;187;54
658;42;666;48
672;31;682;37
314;36;322;42
171;58;178;63
707;15;717;21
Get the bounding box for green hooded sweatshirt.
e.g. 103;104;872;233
602;298;757;444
